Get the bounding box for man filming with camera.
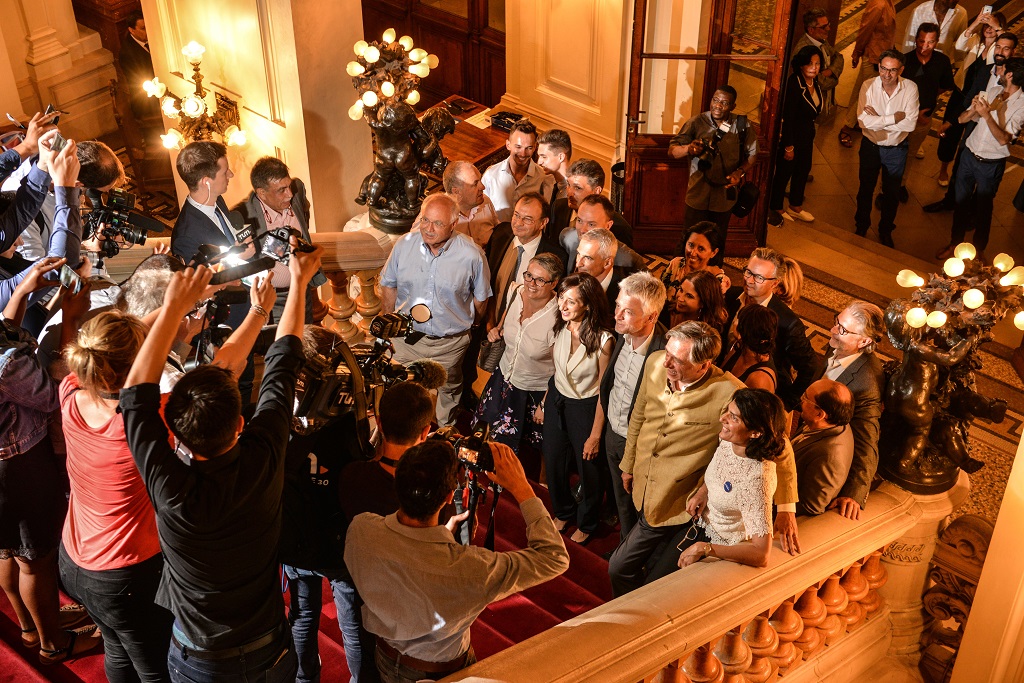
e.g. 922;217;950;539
668;85;757;264
345;439;569;683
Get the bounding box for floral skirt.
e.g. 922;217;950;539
475;366;545;454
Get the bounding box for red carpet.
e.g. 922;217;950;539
0;483;612;680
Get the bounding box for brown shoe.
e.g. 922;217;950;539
935;243;955;260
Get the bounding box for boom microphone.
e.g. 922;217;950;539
406;359;447;390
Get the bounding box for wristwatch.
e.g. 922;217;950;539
702;542;714;558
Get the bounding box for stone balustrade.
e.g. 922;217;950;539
441;482;924;683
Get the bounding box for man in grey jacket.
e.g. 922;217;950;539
793;378;856;516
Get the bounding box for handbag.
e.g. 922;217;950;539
478;286;521;372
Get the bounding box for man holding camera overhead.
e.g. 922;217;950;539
668;85;757;265
379;193;491;426
345;439;569;683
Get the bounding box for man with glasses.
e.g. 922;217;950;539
795;9;845;114
559;195;645;272
380;193;492;425
854;49;919;248
669;85;757;265
818;300;886;520
724;247;820;412
793;379;856;516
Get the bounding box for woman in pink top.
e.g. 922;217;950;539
59;310;173;683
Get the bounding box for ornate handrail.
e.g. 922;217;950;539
442;482;922;683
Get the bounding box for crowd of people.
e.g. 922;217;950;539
2;3;990;679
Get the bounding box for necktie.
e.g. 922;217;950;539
143;42;150;52
496;244;525;321
215;209;234;244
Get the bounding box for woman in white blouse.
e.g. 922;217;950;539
644;388;786;582
476;253;564;457
540;272;613;546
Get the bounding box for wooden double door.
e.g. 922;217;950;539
361;0;506;107
621;0;799;255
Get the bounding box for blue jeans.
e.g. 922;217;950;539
59;546;173;683
283;565;378;683
952;151;1006;250
167;623;296;683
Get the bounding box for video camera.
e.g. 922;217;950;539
369;303;432;345
432;424;494;473
83;188;166;258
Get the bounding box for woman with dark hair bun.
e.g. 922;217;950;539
722;304;779;392
769;44;824;226
540;272;613;546
644;388;786;582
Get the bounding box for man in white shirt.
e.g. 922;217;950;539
443;160;498;249
599;272;666;542
536;129;572;205
481;120;555;223
854;50;919;248
575;228;632;319
901;0;968;65
946;57;1024;255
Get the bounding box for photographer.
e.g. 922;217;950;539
119;237;323;682
0;111;60;254
668;86;757;264
345;439;569;683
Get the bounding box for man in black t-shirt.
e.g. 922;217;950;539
901;22;954;198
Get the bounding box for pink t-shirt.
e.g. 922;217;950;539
60;374;160;571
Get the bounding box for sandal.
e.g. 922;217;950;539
20;605;90;648
570;530;593;546
553;519;570;534
838;126;855;148
39;626;101;665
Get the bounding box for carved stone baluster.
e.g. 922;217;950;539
324;270;361;342
818;572;849;644
354;268;382;337
861;550;888;616
682;641;725;683
653;658;693;683
714;624;752;683
793;586;827;660
768;599;802;674
741;614;779;683
839;561;869;630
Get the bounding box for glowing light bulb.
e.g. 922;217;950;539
354;40;368;56
409;48;427;62
953;242;976;260
926;310;947;328
409;63;429;78
346;61;365;77
364;46;380;63
399;35;414;50
143;77;167;98
896;269;925;288
361;90;379;107
380;81;395;98
383;28;397;43
348;102;364;120
1015;311;1024;330
993;253;1014;272
223;125;247;147
425;54;439;69
181;41;206;65
962;288;985;309
943;258;965;277
160;97;179;117
1000;266;1024;286
160;129;184;149
406;89;420;105
906;307;928;328
179;94;206;118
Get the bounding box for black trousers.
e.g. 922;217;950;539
855;138;907;236
643;521;710;586
607;509;682;597
770;136;815;210
542;383;602;534
603;424;637;542
952;151;1006;250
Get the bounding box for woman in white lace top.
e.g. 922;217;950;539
645;388;785;583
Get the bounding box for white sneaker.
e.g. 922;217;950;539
786;208;815;222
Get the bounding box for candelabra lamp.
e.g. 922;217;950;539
348;28;456;234
142;41;248;150
880;245;1023;493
